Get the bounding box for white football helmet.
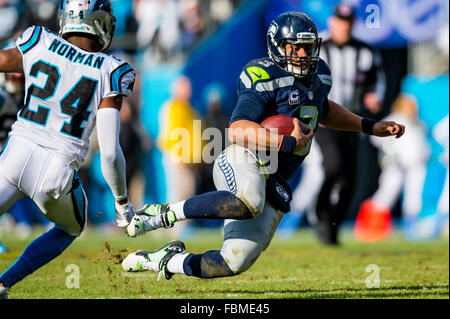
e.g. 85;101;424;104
58;0;116;51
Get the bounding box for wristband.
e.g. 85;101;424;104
362;118;376;135
279;135;297;153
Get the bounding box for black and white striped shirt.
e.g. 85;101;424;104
320;36;386;114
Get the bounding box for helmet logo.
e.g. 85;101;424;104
268;21;278;39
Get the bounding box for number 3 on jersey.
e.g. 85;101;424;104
20;60;98;138
296;105;318;156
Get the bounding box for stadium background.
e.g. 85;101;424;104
0;0;448;242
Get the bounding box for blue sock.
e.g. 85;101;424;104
183;191;253;220
183;250;235;278
0;226;76;288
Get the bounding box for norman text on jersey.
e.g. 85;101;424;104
48;39;105;69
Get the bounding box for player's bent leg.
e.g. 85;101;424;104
220;202;284;274
180;202;284;278
127;191;253;237
0;173;87;289
0;171;24;297
123;202;285;280
0;226;76;289
127;144;264;237
33;172;87;237
0;171;24;217
213;144;266;217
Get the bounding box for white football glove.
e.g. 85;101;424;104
114;200;135;228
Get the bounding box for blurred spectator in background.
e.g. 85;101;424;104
197;83;229;194
355;23;449;241
314;3;386;245
207;0;234;31
157;75;202;237
0;0;24;46
23;0;59;33
179;0;206;53
134;0;182;64
109;0;138;58
119;80;152;207
354;96;430;242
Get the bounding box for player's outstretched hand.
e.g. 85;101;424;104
291;118;314;152
372;121;405;139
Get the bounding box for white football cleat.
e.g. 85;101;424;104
127;204;176;238
122;241;186;280
122;250;155;272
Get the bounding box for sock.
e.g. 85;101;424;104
170;200;186;221
0;227;76;288
183;250;235;278
182;191;253;220
166;252;188;274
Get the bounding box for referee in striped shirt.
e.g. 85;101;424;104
314;3;386;245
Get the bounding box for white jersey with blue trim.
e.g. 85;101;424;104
9;25;135;169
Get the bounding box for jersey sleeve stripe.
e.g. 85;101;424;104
318;74;332;86
19;26;42;54
255;76;294;92
240;71;252;89
110;63;133;94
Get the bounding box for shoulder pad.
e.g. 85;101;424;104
239;58;292;91
16;26;43;54
110;62;136;97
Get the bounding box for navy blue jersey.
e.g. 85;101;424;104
230;57;332;179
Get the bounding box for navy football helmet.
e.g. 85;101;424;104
59;0;116;51
267;12;321;80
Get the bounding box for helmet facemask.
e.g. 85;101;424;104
271;32;321;79
58;0;116;52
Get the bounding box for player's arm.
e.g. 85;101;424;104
0;48;23;73
96;95;134;227
320;99;405;138
229;118;313;153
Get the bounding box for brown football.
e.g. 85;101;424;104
261;115;310;135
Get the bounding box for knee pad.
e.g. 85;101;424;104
220;238;262;274
213;145;266;217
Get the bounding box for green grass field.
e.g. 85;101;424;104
0;226;448;299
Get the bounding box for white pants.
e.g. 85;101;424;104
0;136;87;236
213;144;284;274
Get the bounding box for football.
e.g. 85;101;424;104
261;114;311;135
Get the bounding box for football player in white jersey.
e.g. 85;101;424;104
0;0;135;299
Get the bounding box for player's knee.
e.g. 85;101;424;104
58;223;84;237
221;239;262;274
213;145;266;217
235;191;265;218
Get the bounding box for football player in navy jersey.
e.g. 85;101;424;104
122;12;405;280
